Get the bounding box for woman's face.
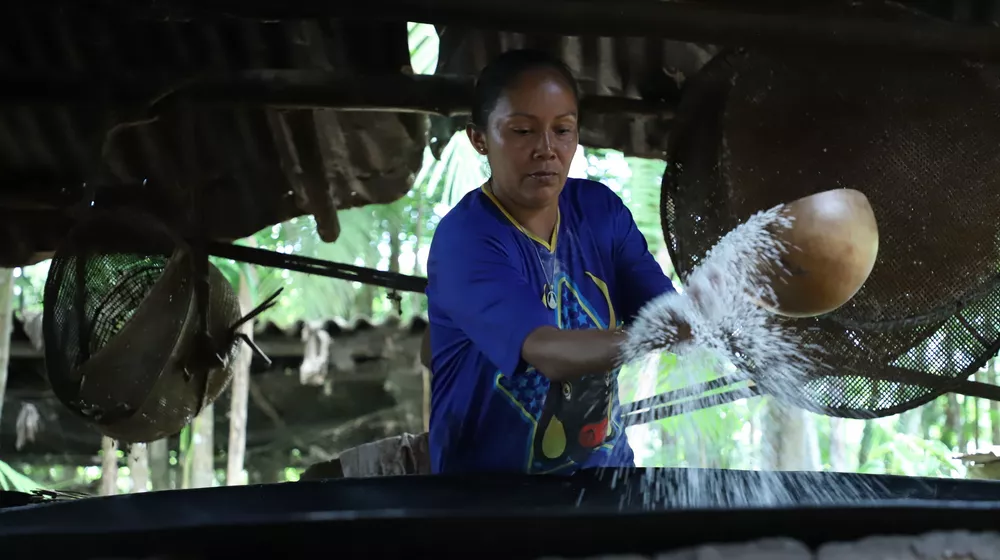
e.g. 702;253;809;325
468;67;579;210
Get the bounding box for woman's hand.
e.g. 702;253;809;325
617;264;728;363
684;263;728;323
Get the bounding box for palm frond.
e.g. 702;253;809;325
407;22;439;75
419;131;488;209
245;209;385;324
626;157;667;254
0;460;42;493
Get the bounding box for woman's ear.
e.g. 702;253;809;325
465;124;488;155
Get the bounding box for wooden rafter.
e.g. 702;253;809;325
28;0;1000;60
0;70;674;117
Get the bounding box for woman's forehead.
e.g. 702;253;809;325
493;69;578;119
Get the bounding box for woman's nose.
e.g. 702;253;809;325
533;132;556;159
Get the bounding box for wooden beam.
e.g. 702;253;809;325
9;338;306;359
30;0;1000;60
0;70;674;118
9;337;424;362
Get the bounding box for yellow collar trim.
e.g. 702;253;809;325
481;184;560;253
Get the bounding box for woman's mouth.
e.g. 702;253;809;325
528;171;559;180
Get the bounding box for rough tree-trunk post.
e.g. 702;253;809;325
413;211;430;432
422;366;431;432
973;371;981;449
128;443;150;493
945;348;962;450
0;268;14;436
190;405;215;488
410;205;425;315
180;426;193;489
148;439;170;490
829;417;848;471
388;216;402;315
761;397;821;471
992;359;1000;446
227;267;255;485
355;254;377;317
857;422;875;468
100;436;119;496
947;394;961;450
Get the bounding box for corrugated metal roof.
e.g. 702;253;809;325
0;13;427;264
0;10;702;265
7;310;428;358
254;314;428;339
0;1;985;266
435;27;717;159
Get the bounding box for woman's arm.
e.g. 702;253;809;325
427;219;561;378
428;202;693;383
521;326;625;382
522;320;694;383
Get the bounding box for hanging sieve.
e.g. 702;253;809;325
660;2;1000;419
41;209;278;443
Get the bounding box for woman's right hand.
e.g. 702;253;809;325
657;264;727;349
617;263;728;363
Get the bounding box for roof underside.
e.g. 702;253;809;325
0;0;996;266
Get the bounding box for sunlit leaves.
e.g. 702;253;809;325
0;460;41;492
407;23;439;75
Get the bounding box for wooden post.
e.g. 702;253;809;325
190;405;215;488
148;439;170;490
422;367;431;432
226;266;255;486
420;329;431;432
128;443;150;493
100;436;119;496
0;269;13;431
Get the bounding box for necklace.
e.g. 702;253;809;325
532;245;558;310
485;181;558;310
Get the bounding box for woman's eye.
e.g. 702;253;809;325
513;129;531;135
556;128;573;135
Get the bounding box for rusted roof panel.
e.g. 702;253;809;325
0;11;692;265
254;314;429;339
435;27;717;159
0;1;987;266
0;13;428;263
8;310;427;357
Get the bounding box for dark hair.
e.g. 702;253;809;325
470;49;581;129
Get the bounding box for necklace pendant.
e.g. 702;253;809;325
545;289;557;310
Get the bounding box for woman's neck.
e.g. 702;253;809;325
487;181;559;244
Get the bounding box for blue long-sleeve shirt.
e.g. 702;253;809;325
425;178;675;475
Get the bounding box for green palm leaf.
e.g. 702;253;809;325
0;460;42;492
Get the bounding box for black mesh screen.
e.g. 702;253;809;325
39;211;245;442
663;47;1000;418
40;212;197;429
45;253;167;376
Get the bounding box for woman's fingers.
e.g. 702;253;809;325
685;264;728;320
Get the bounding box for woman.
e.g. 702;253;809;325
425;49;676;475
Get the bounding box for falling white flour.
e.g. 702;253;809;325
621;205;801;370
616;204;882;508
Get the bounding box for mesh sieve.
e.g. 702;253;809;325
663;12;1000;417
42;210;244;442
